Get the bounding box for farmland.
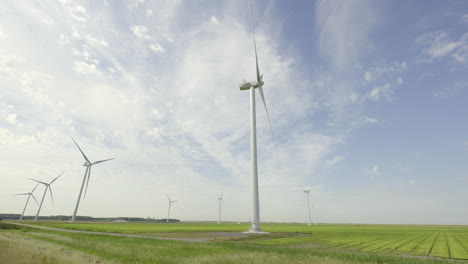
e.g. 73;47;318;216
2;221;468;264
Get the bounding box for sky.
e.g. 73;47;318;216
1;0;467;225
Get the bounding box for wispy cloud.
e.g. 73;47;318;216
432;82;468;98
416;31;468;63
363;117;378;124
131;25;152;40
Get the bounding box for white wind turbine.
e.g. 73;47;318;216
71;138;115;222
304;188;317;225
166;195;178;223
239;0;278;233
29;172;64;221
312;204;318;225
14;183;39;220
217;192;223;224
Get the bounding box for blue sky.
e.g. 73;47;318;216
1;0;467;224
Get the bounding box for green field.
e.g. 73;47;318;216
2;221;468;264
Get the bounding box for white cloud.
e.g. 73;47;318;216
5;114;17;124
366;83;392;101
147;127;164;140
19;71;54;107
84;35;109;48
372;165;379;173
68;4;88;23
363;61;407;83
366;164;379;174
150;44;165;53
130;25;152;40
211;16;219;25
324;155;344;168
396;77;403;85
150;109;164;120
364;71;373;81
416;31;468;63
316;0;379;70
73;61;100;75
433;82;468;98
364;116;378;124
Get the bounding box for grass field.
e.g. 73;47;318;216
2;221;468;264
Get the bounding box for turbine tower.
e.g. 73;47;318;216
312;204;318;225
239;0;278;233
304;189;312;225
166;195;178;223
29;172;64;221
71;138;115;222
217;192;223;224
14;183;39;220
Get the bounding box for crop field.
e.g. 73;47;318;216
2;221;468;264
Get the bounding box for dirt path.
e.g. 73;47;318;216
6;222;221;242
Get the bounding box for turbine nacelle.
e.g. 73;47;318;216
239;79;264;90
83;161;91;167
240;80;255;90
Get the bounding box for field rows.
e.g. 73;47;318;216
255;225;468;259
13;221;468;260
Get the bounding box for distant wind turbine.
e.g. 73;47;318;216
304;188;317;225
239;0;278;233
312;204;318;225
304;189;312;225
71;138;115;222
14;183;39;220
29;172;64;221
166;195;178;223
217;192;223;224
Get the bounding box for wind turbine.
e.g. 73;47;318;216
14;183;39;220
312;204;318;225
304;189;312;225
71;138;115;222
166;195;178;223
239;0;278;233
217;192;223;224
29;172;64;221
304;188;317;225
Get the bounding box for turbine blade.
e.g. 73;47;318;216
71;137;91;164
84;166;92;199
29;178;47;185
50;171;65;184
248;0;261;83
31;193;39;205
31;183;40;193
166;194;170;202
49;186;54;205
14;193;29;195
92;158;115;165
257;86;279;163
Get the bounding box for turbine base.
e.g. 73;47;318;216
243;229;269;234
